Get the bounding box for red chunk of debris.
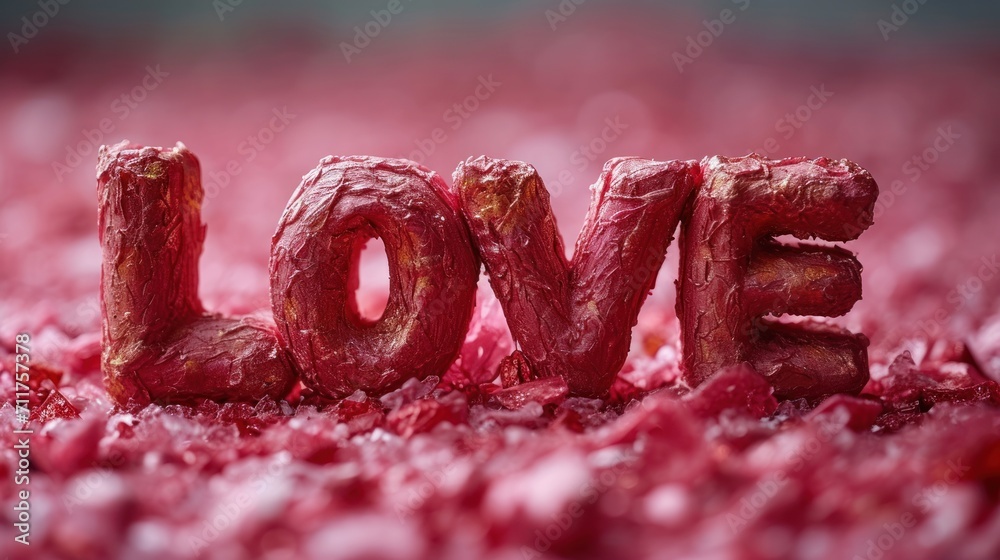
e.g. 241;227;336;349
493;376;570;410
808;394;883;431
387;399;459;438
31;388;80;423
683;363;777;418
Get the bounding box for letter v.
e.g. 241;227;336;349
454;157;697;396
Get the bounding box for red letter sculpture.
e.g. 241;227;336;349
270;156;479;398
455;157;697;397
98;142;297;407
99;144;879;405
678;155;878;399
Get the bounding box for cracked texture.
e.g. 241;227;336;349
455;156;697;397
97;142;297;408
270;156;479;398
678;154;879;399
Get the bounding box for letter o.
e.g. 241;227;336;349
805;437;822;454
407;149;426;165
968;276;983;293
85;472;103;488
204;181;221;200
600;470;616;487
463;95;480;113
271;156;478;397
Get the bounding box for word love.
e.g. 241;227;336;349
97;141;877;408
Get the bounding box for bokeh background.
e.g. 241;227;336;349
1;2;1000;559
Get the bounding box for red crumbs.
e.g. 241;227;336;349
682;363;778;419
30;388;79;423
